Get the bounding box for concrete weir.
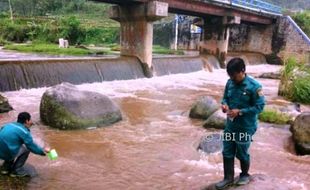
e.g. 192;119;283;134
152;56;206;76
0;56;217;92
0;57;146;92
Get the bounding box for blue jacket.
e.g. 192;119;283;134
222;75;265;134
0;122;45;161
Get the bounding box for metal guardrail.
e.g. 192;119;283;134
231;0;282;14
286;16;310;45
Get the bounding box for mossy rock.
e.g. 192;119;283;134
290;113;310;155
189;96;219;120
40;83;122;130
0;94;13;113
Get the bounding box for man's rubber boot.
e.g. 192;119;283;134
215;157;235;190
236;160;250;186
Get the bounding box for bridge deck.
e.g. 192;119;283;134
93;0;281;24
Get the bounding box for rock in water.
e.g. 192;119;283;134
189;96;219;120
21;163;38;177
0;94;13;113
258;72;281;79
203;110;226;129
40;83;122;130
290;113;310;155
198;133;223;154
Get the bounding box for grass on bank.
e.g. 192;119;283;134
153;45;184;55
110;44;184;55
280;57;310;104
259;108;292;125
3;43;185;56
3;43;111;56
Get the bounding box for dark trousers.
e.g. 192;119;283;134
222;130;252;161
3;146;30;172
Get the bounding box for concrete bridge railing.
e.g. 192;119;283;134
286;16;310;46
206;0;282;14
231;0;282;14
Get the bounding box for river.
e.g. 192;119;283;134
0;64;309;190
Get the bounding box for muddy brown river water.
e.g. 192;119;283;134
0;65;309;190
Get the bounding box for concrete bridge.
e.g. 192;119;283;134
92;0;309;77
96;0;279;24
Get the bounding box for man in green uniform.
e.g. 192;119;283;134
0;112;50;177
215;58;265;189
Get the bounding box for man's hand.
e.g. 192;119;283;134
227;109;240;119
221;105;229;113
44;147;51;153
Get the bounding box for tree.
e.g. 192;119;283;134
292;11;310;37
8;0;13;22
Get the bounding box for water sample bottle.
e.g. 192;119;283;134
47;149;58;161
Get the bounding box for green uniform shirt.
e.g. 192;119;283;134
222;75;265;134
0;122;45;161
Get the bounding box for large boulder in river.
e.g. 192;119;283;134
258;72;281;80
203;110;226;129
290;113;310;155
189;96;219;120
40;83;122;130
0;94;13;113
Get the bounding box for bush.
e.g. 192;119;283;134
0;36;11;46
84;27;119;45
259;108;292;124
154;22;174;48
0;15;120;46
59;16;85;45
279;57;310;104
291;75;310;103
35;20;60;43
0;19;30;43
282;57;298;78
292;11;310;37
0;12;9;19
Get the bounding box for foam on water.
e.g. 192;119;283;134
183;159;218;170
137;97;171;104
246;64;282;73
76;70;221;98
2;69;225;109
3;64;280;104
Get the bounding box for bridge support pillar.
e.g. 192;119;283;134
200;16;240;68
109;1;168;77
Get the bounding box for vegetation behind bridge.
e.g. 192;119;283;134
0;0;309;47
0;0;120;46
